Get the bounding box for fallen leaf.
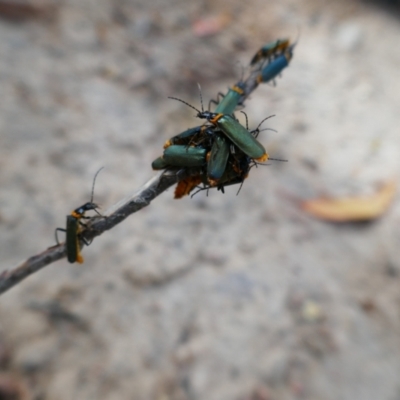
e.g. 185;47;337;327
301;180;397;222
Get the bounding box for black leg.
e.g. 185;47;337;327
55;228;66;245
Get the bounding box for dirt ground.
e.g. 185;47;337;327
1;0;400;399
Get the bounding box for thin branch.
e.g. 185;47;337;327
0;168;198;295
0;60;266;295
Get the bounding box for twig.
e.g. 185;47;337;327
0;168;198;295
0;61;265;296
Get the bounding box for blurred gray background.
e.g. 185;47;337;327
1;0;400;399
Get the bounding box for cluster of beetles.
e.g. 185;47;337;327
56;38;296;263
151;38;295;198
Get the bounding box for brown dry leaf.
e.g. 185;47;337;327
301;180;397;222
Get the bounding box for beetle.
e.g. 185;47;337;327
189;153;252;198
209;82;246;115
162;145;207;167
207;133;231;184
250;38;291;66
55;168;104;264
206;81;247;183
163;125;215;149
256;43;296;85
151;156;171;170
168;93;268;163
172;113;286;198
153;125;218;171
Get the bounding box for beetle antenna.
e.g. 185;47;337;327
255;114;275;131
239;111;249;130
197;83;205;112
293;25;301;47
258;127;278;133
267;158;288;162
252;127;277;138
168;97;202;114
90;167;104;204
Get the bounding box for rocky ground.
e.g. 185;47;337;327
1;0;400;399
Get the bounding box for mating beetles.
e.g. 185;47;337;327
168;97;268;163
206;82;247;182
250;38;290;66
209;114;268;162
256;44;295;84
